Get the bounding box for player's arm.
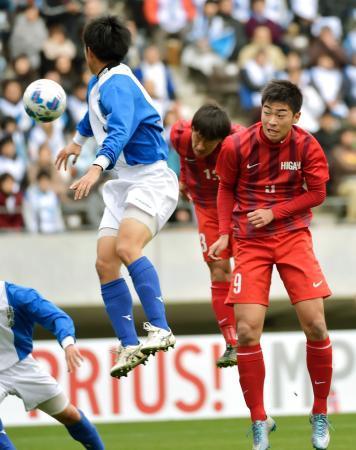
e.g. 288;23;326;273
70;77;135;200
270;139;329;221
208;137;238;259
14;285;83;372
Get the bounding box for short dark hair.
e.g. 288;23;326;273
83;16;131;64
261;80;303;114
192;103;231;140
36;170;51;182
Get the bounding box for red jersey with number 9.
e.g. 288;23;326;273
170;120;242;208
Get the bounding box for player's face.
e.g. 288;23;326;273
261;102;300;143
191;130;221;158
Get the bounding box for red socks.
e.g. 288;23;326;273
237;344;266;421
211;281;237;346
306;337;333;414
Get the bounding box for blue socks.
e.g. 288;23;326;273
101;278;139;346
0;419;16;450
128;256;169;330
65;410;104;450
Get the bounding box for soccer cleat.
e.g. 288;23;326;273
310;414;330;450
216;344;238;368
141;322;176;355
110;343;148;378
251;416;277;450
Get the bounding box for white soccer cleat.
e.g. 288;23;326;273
110;343;148;378
251;416;277;450
141;322;176;355
310;414;331;450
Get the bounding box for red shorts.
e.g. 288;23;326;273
194;204;232;262
227;228;331;306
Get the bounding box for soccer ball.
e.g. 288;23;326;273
23;79;67;123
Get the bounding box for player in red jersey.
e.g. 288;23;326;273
209;81;333;450
171;103;243;368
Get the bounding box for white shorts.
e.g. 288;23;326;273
0;355;65;412
99;160;178;236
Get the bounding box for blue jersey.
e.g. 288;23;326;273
0;281;75;371
76;63;168;170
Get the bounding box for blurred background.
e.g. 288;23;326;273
0;0;355;427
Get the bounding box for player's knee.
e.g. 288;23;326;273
306;319;328;341
116;242;139;266
236;321;258;345
95;257;115;281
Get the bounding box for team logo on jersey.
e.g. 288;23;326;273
280;161;301;170
6;306;14;327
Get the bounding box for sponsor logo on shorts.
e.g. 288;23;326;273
313;280;323;288
122;315;132;321
156;296;164;303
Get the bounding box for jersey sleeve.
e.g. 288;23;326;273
302;136;330;187
76;110;94;140
12;285;76;346
95;76;136;170
216;135;239;235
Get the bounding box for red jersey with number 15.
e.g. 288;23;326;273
216;123;329;238
170;120;242;208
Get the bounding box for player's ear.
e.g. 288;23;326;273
293;111;301;124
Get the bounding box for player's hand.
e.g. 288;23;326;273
65;344;84;372
179;181;192;202
247;209;274;228
55;143;82;171
208;234;229;260
70;165;102;200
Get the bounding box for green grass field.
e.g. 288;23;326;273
6;414;355;450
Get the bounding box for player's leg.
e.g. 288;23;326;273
276;229;332;450
228;237;276;450
0;419;16;450
116;212;175;355
96;228;148;378
38;395;104;450
207;259;237;368
295;299;332;450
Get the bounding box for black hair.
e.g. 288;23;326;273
191;103;231;140
36;170;51;181
0;135;14;151
261;80;303;114
0;172;14;185
83;16;131;64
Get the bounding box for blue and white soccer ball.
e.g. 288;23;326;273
23;79;67;123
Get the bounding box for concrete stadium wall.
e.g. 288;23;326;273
0;225;355;306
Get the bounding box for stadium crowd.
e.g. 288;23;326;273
0;0;355;233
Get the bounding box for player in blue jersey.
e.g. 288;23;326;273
55;16;179;378
0;281;105;450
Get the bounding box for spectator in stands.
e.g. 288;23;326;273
9;4;48;70
238;25;287;71
27;143;68;201
0;172;24;231
53;55;79;93
182;0;231;77
239;48;276;115
245;0;284;45
24;170;65;234
309;54;348;118
9;54;38;91
0;116;27;163
218;0;248;59
331;127;356;222
42;24;77;73
308;24;348;69
0;135;26;187
67;82;88;124
0;79;32;132
134;44;177;118
28;118;67;162
313;111;342;160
